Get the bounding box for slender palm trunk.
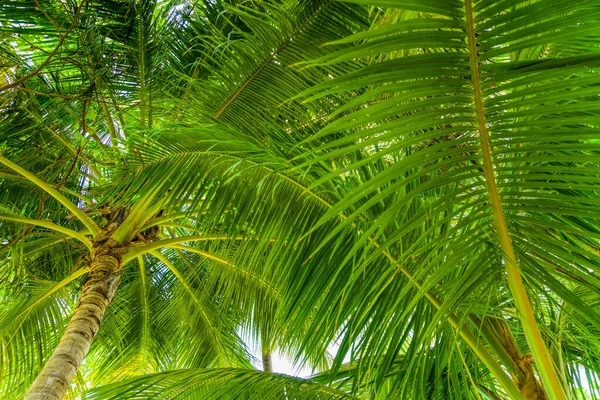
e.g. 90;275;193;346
260;325;273;373
262;351;273;373
25;244;122;400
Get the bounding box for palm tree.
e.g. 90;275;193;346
1;0;600;399
0;1;360;398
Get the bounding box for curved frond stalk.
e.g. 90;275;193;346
83;368;357;399
99;99;121;158
121;124;523;395
166;244;280;297
0;156;100;236
109;186;164;244
212;0;334;120
123;235;245;262
138;7;147;128
3;0;600;398
379;246;524;399
455;338;484;400
135;0;155;128
147;250;228;361
0;213;92;250
12;267;90;323
464;1;567;398
0;172;90;202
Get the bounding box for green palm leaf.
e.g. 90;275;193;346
2;0;600;399
82;368;356;400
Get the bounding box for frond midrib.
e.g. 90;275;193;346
465;1;567;398
212;0;334;119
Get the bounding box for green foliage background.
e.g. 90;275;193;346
1;0;599;398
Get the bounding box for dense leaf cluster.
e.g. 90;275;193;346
1;0;599;399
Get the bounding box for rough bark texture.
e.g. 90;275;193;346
25;244;122;400
495;319;549;400
262;351;272;373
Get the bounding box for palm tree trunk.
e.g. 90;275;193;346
485;318;548;400
260;325;273;373
25;244;122;400
262;351;273;373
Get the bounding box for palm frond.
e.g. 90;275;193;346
83;368;356;400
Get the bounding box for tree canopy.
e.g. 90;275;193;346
1;0;599;399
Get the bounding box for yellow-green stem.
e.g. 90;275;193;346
396;261;524;400
0;214;92;249
464;1;568;398
0;156;99;236
123;235;245;262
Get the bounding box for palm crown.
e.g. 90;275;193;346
1;0;599;399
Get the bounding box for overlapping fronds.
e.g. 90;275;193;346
82;368;356;400
2;0;600;399
163;0;369;139
273;0;600;397
0;260;83;396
